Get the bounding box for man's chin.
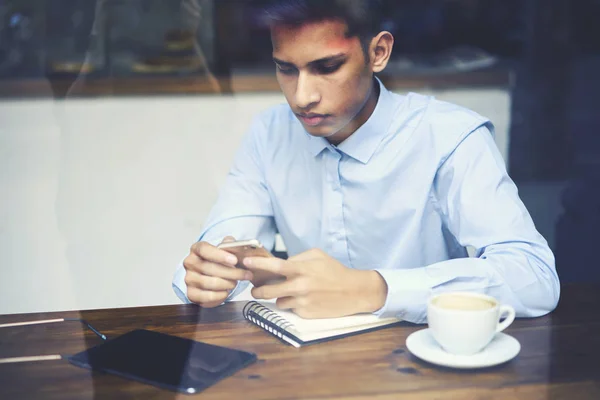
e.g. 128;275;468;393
302;125;336;138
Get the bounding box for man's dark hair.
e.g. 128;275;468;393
257;0;383;55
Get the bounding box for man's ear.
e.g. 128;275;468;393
368;31;394;73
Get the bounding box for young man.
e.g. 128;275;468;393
172;0;559;323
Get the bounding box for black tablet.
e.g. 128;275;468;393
68;329;257;395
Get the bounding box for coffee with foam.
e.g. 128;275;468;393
432;294;496;311
427;292;516;355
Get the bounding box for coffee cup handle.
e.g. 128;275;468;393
496;305;516;333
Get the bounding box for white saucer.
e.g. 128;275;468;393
406;328;520;369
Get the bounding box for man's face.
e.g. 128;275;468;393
271;20;374;140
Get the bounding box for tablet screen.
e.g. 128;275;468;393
68;329;257;394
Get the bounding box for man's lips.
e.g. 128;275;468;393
297;113;329;127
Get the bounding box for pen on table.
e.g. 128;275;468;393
0;318;107;364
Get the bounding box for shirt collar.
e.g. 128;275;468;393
305;77;397;163
306;133;330;158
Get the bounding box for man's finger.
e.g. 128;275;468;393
288;248;324;262
184;254;243;279
197;261;252;282
275;296;296;310
220;236;236;244
187;287;228;307
185;272;237;292
251;278;302;300
191;241;237;266
243;257;295;277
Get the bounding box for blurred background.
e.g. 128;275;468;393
0;0;598;314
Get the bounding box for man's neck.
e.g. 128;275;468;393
327;78;381;146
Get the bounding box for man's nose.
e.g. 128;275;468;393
295;72;320;110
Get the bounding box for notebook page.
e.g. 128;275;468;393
258;302;398;334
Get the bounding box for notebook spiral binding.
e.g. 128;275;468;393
243;301;295;339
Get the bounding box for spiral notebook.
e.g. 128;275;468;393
242;301;402;347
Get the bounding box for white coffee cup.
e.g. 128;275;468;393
427;292;516;356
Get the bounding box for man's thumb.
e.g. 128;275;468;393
221;236;236;244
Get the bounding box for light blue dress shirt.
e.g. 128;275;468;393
172;78;560;324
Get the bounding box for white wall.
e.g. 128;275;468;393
0;87;510;314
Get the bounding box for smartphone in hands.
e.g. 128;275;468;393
217;239;272;269
217;239;282;287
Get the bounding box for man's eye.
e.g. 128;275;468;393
276;64;297;75
316;63;342;74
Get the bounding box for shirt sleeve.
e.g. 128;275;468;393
375;125;560;323
172;116;277;303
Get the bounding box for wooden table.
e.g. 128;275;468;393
2;284;600;399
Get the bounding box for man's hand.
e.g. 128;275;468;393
217;244;283;287
248;263;285;288
183;237;253;308
243;249;388;319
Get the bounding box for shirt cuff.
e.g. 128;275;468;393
374;268;435;324
172;261;191;304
